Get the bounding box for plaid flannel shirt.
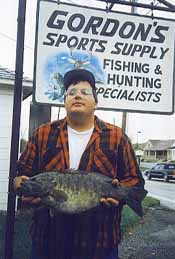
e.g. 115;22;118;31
17;116;145;255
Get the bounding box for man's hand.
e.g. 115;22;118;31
13;175;29;191
14;176;41;205
21;196;41;205
100;179;120;207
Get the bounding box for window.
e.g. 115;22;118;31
153;164;163;170
167;165;175;170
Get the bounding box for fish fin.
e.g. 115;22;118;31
42;195;57;208
52;189;68;202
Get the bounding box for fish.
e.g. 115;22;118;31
16;170;147;217
45;72;65;101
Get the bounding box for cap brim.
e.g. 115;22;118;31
64;69;95;89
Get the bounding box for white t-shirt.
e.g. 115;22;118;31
67;125;94;170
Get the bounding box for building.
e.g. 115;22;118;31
167;142;175;161
143;139;175;162
0;66;32;210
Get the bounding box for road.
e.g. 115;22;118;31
140;162;175;209
144;177;175;210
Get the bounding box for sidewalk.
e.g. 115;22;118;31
148;193;175;210
119;205;175;259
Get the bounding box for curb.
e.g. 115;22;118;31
148;193;175;210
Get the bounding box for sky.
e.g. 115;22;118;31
0;0;175;143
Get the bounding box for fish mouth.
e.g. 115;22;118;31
16;180;46;197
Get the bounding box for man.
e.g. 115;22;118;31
14;69;146;259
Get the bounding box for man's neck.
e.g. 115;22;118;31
66;114;94;132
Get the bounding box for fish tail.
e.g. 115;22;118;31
126;198;144;217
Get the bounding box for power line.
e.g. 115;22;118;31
0;31;33;50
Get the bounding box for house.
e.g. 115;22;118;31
143;139;175;162
135;149;144;165
0;66;32;210
167;142;175;161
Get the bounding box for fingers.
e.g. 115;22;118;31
13;176;29;191
21;196;41;205
112;179;120;186
100;197;119;207
14;176;41;205
106;197;119;206
100;198;110;207
21;175;30;181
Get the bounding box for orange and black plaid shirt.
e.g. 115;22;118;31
17;116;145;253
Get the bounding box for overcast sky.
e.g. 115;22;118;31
0;0;175;143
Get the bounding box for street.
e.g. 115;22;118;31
144;177;175;209
140;161;175;208
145;178;175;200
140;162;156;169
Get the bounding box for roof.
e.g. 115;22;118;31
144;139;175;151
0;65;33;99
0;66;31;82
135;150;144;156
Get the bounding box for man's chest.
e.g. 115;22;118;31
40;132;119;178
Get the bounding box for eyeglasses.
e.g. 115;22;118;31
65;88;93;97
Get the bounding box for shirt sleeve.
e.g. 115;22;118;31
17;130;39;177
117;134;147;202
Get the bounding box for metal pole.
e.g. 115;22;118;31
28;102;51;138
131;0;137;13
122;112;127;132
57;107;61;119
4;0;27;259
122;0;137;133
137;131;142;147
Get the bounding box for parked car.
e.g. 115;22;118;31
144;162;175;182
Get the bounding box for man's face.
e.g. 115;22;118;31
64;81;96;117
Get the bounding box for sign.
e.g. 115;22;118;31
34;0;175;114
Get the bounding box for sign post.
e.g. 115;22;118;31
4;1;27;259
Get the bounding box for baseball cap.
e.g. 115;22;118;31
63;69;96;90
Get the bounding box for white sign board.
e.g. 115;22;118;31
34;0;175;114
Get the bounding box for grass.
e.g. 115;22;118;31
0;210;32;259
121;196;160;234
0;197;160;259
140;167;149;171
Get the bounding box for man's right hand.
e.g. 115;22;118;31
14;176;41;205
13;175;29;191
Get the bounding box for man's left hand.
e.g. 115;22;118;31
100;179;120;207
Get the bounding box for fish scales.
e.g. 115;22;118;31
16;170;147;217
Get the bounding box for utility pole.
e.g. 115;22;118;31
137;131;142;148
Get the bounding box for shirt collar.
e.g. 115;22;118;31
54;116;104;133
